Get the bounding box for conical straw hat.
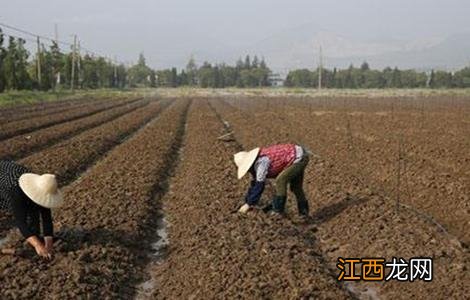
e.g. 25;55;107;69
19;173;63;209
233;148;260;179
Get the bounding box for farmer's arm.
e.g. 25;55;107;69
39;207;54;251
10;192;50;259
10;192;35;239
244;157;269;206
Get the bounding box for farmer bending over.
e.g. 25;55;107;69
0;160;63;259
234;144;310;216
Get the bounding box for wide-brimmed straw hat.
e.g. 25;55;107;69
19;173;63;209
233;148;260;179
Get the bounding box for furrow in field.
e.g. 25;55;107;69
0;97;135;141
19;100;169;186
0;99;166;239
0;99;149;160
148;99;351;299
0;96;110;123
0;98;190;299
0;96;96;118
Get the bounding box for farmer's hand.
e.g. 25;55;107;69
27;236;51;260
238;203;251;214
44;236;54;253
34;243;51;260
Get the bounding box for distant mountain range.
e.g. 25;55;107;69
154;23;470;74
241;24;470;73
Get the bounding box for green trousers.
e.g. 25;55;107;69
274;154;310;213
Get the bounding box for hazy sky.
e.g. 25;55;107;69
1;0;469;68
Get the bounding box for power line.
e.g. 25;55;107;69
0;21;73;48
0;21;123;65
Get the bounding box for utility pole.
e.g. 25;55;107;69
113;56;118;87
36;36;42;87
54;24;61;86
77;41;81;88
71;34;77;91
318;45;323;90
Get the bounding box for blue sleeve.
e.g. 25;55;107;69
245;180;265;205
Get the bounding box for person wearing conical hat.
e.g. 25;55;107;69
0;160;63;259
234;144;310;216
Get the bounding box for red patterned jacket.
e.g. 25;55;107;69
259;143;297;178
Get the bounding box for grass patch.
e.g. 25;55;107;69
0;88;144;107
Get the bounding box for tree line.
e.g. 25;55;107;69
0;24;272;92
139;55;271;88
285;62;470;89
2;25;470;92
0;28;127;92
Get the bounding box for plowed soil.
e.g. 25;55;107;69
0;98;146;160
0;95;468;299
0;98;189;298
0;97;133;140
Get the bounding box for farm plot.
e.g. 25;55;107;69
0;95;467;299
229;96;470;244
150;99;350;299
0;98;189;298
0;96;108;123
0;97;134;140
19;99;169;185
0;98;167;238
214;97;469;299
0;96;98;121
0;98;148;160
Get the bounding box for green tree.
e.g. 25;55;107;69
128;53;152;87
244;55;251;69
453;67;470;87
186;56;198;86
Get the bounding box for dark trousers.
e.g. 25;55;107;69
274;154;309;212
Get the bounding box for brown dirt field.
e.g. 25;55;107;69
212;97;469;299
0;96;98;120
0;97;133;140
19;100;168;185
0;95;468;299
0;98;189;298
0;98;165;239
150;99;351;299
0;96;108;124
229;96;470;244
0;98;147;160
